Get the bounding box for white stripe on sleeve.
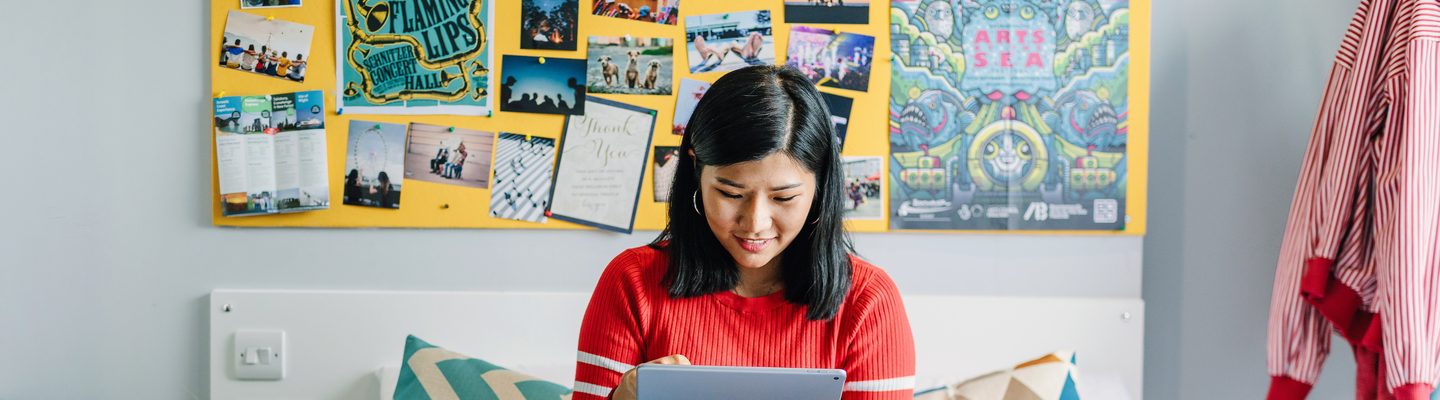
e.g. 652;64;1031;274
573;381;614;397
577;351;635;374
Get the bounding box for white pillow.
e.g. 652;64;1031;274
375;365;402;400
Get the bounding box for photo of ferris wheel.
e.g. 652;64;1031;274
343;120;408;209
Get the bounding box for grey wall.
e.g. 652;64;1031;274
0;0;1376;399
1144;1;1360;399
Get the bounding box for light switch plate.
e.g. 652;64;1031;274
234;329;285;380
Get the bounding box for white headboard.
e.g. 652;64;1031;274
209;290;1143;399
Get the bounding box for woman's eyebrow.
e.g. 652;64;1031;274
716;177;802;191
716;177;747;189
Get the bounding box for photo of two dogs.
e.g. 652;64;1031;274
587;36;674;95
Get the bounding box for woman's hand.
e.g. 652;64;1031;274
609;354;690;400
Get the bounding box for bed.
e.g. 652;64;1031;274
208;289;1143;399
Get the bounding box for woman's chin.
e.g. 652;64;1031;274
728;252;777;270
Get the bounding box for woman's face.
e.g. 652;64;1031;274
698;152;817;271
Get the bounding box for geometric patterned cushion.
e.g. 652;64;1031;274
914;351;1081;400
394;335;574;400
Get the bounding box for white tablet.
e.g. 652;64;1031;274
636;364;847;400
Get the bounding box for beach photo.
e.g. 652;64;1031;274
684;10;774;74
587;36;674;95
500;56;587;115
405;123;496;190
219;11;313;82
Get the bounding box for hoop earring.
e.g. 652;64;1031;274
692;190;702;216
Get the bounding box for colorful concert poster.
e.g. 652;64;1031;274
336;0;494;115
889;0;1132;230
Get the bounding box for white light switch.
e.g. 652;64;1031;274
242;348;259;365
234;330;285;380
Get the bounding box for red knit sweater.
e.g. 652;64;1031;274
572;245;916;399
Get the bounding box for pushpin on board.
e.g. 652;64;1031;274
266;15;274;21
441;203;450;209
538;57;546;64
486;110;493;117
216;91;226;97
374;124;382;129
448;126;455;132
336;108;344;115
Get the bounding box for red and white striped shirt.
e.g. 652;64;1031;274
1268;1;1440;398
573;245;916;399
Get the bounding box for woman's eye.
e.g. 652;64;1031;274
774;195;798;202
719;191;742;199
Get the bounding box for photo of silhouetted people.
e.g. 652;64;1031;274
500;56;587;115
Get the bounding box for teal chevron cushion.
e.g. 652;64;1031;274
394;335;574;400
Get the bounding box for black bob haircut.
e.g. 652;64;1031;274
649;65;854;321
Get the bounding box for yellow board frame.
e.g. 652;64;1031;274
210;1;1148;235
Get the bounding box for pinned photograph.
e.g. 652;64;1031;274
591;0;679;25
219;10;314;82
587;36;674;95
821;92;853;150
343;121;408;209
685;10;775;74
785;26;875;92
841;156;883;219
242;0;301;9
500;55;587;115
652;146;680;202
783;0;869;24
490;133;557;223
405;123;496;190
521;0;579;50
671;78;710;135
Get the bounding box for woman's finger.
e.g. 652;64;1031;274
644;354;691;365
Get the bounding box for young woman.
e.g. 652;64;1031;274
241;45;257;71
574;65;915;400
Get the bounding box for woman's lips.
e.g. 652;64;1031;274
736;236;773;252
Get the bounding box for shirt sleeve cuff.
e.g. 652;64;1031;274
1391;383;1434;400
1267;375;1313;400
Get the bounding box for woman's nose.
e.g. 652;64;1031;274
737;197;772;233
